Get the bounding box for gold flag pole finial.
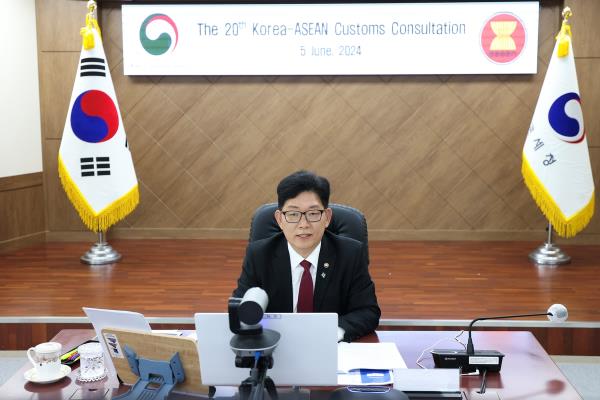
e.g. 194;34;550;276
87;0;97;14
562;7;572;22
80;0;101;50
556;7;572;57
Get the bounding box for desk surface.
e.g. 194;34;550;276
1;330;582;400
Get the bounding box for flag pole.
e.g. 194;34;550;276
528;221;571;266
81;230;122;265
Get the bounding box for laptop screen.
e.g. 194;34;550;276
194;312;338;386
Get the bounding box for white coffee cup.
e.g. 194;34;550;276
27;342;62;380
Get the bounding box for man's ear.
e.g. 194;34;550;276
324;208;333;228
274;209;285;229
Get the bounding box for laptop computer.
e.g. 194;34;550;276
83;307;151;379
194;312;338;386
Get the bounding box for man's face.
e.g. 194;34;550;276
275;191;332;258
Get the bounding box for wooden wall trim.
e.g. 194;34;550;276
0;232;47;253
0;172;43;192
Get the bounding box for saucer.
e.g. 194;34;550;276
24;365;71;384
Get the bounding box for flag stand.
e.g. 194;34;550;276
529;222;571;266
81;231;122;265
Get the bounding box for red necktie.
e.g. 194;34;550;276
297;260;313;312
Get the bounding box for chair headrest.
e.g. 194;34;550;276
249;203;368;247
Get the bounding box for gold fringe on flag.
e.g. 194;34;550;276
80;0;102;50
522;155;594;238
58;156;139;233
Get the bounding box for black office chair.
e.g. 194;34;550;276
248;202;369;262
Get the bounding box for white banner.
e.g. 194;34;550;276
122;2;539;75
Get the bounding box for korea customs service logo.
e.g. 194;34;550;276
548;93;585;143
140;13;179;56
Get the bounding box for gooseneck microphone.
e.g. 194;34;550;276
432;304;568;373
465;304;568;355
547;303;569;322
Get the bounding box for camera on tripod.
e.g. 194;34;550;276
229;288;280;400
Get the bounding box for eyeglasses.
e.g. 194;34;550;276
281;209;325;223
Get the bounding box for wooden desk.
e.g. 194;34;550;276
1;330;582;400
377;330;582;399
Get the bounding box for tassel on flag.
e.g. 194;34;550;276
58;1;139;232
522;7;594;238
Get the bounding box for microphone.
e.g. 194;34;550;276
547;303;568;322
465;304;568;355
432;304;568;373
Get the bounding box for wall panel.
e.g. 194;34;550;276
566;0;600;58
0;173;45;251
37;1;600;243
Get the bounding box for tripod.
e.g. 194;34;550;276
230;327;280;400
237;353;278;400
228;293;280;400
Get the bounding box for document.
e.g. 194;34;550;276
338;342;407;372
393;368;460;392
337;342;406;386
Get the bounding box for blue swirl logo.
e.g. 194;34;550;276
548;92;585;143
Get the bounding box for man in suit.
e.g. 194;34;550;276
233;170;380;342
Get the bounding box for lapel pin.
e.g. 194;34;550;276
321;272;326;278
324;263;329;268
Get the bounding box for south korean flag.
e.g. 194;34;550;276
58;10;138;232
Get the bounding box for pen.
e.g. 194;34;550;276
61;350;77;359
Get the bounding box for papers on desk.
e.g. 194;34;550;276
393;369;462;399
393;368;460;392
338;342;407;371
337;342;407;385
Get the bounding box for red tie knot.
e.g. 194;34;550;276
300;259;311;271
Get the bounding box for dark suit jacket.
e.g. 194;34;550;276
233;231;381;342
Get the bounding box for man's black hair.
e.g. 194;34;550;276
277;170;330;209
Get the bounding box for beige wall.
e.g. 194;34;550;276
36;0;600;243
0;0;43;179
0;0;45;250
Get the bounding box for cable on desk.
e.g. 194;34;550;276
477;368;488;394
416;330;467;369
